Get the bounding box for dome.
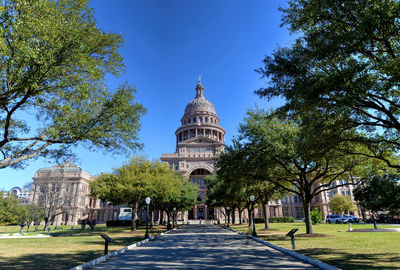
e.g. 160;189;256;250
37;160;82;173
184;81;216;115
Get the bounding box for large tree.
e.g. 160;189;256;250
214;142;287;229
238;109;383;234
0;0;145;169
256;0;400;168
354;174;400;216
90;157;197;231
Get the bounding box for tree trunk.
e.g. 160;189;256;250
150;209;154;229
160;211;164;225
239;210;242;224
43;217;49;231
303;200;313;234
263;203;270;229
131;202;138;232
232;206;236;224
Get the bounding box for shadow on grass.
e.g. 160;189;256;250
0;236;144;270
0;250;104;270
299;247;400;270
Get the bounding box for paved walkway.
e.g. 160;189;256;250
90;225;319;269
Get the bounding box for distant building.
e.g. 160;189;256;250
7;186;31;204
161;79;225;221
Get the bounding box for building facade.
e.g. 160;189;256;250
161;79;225;221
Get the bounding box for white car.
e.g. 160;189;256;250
326;214;348;224
343;214;360;223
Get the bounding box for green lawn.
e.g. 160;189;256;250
231;222;400;270
0;224;166;270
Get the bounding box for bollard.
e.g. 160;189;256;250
290;235;295;249
348;223;353;231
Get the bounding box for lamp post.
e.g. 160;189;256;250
145;197;151;239
226;207;230;228
250;195;257;237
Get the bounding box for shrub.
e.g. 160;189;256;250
311;208;322;225
253;216;294;223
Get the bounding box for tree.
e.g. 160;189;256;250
0;191;21;225
256;0;400;168
328;194;357;215
237;109;382;234
0;0;145;169
354;174;400;216
34;179;73;230
211;140;285;229
90;157;197;231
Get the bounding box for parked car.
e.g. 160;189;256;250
343;214;360;223
326;214;348;224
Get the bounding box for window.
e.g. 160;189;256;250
188;118;191;123
193;117;196;122
205;117;208;122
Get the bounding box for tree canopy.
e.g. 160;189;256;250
0;0;145;169
90;157;198;231
353;174;400;215
256;0;400;168
235;108;384;234
328;194;357;215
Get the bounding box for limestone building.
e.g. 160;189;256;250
31;161;126;225
161;80;225;221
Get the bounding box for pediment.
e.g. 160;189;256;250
178;136;221;145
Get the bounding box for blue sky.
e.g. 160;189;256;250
1;0;292;190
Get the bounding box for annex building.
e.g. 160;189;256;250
161;79;225;221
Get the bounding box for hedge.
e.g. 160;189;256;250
106;219;146;227
254;216;294;223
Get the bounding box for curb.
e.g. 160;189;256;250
69;226;180;270
226;227;340;270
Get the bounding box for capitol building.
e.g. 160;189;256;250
161;79;225;221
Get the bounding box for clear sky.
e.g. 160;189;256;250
1;0;292;190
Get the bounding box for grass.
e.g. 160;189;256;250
0;224;167;270
231;222;400;270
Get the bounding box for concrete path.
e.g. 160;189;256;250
90;225;319;269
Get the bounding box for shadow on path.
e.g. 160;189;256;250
91;225;318;270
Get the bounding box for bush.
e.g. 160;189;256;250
311;208;322;225
105;219;146;227
254;216;294;223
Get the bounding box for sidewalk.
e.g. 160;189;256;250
88;224;320;269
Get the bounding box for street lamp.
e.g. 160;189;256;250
226;207;231;228
250;195;257;237
145;197;151;239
